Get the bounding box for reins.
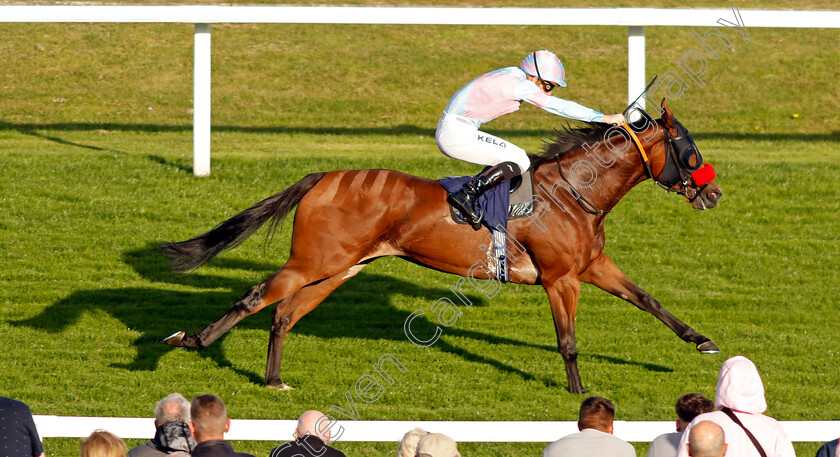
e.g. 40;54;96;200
552;121;653;216
619;121;700;200
620;122;654;178
554;153;609;215
551;119;702;216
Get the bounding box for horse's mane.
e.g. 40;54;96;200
530;122;625;169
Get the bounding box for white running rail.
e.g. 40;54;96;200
34;416;840;442
2;6;838;175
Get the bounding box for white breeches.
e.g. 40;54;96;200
435;112;531;173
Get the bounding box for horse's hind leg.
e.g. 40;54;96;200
166;283;267;349
165;262;330;349
265;264;367;389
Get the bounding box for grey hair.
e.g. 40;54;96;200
155;393;191;425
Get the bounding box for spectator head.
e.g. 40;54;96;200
416;433;460;457
80;430;127;457
577;396;616;434
154;393;191;427
294;410;336;443
675;393;715;432
189;394;230;442
715;355;767;414
687;421;727;457
395;427;427;457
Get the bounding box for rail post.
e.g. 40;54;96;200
193;23;211;176
627;25;646;121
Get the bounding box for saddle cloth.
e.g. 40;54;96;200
439;170;536;284
439;169;536;228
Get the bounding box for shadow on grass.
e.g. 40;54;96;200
2;120;838;143
144;154;193;174
12;241;679;389
16;128;110;152
10;242;585;387
587;354;673;374
14;126;195;173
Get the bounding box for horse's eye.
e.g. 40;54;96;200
687;153;698;168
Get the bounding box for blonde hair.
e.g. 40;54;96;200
396;427;427;457
80;430;127;457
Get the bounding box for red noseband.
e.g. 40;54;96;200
691;163;715;186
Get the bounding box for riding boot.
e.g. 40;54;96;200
448;161;521;230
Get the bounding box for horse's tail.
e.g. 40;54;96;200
162;172;327;274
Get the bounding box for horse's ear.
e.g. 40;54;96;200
660;99;676;129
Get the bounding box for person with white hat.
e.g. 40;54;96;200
675;356;795;457
436;50;625;229
416;433;461;457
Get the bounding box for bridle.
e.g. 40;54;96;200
622;115;705;201
553;116;706;215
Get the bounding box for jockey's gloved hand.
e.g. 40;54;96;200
601;113;626;125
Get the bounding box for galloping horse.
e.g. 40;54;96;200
163;101;722;393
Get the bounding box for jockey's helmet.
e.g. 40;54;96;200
520;50;567;88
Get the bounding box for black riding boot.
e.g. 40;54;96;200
448;162;521;230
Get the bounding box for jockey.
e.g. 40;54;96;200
436;50;626;229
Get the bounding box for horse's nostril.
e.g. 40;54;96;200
709;192;720;201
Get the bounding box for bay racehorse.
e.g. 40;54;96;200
163;101;722;393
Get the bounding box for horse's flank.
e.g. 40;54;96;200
163;102;722;393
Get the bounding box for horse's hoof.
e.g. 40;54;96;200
267;383;294;391
568;384;589;395
164;331;185;347
697;341;720;354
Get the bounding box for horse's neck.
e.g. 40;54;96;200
537;123;662;215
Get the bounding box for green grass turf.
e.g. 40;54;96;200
0;5;838;457
5;0;837;8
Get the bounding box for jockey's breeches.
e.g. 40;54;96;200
435;112;531;173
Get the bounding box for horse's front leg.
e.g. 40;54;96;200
580;253;719;353
543;275;587;394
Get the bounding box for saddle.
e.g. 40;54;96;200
439;169;536;284
439;169;536;228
